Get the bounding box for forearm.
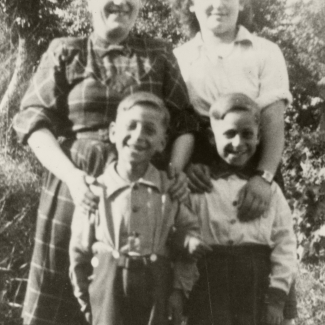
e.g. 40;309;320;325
258;101;285;175
28;128;77;182
170;133;195;173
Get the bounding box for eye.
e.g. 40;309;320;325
143;124;156;136
223;130;236;139
125;121;137;130
242;130;254;139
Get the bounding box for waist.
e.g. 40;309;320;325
76;127;111;142
207;244;271;257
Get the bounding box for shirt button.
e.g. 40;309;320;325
230;219;236;225
233;201;237;206
132;206;140;213
228;240;234;245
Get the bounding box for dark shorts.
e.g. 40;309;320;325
187;245;272;325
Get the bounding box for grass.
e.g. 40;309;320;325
0;149;325;324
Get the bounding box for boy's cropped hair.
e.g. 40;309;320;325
117;91;171;129
209;93;261;125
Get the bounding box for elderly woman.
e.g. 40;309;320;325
13;1;198;324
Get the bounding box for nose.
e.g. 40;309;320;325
232;134;244;148
130;124;145;142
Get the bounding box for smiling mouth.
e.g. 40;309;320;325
106;5;131;16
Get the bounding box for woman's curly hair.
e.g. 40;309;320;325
169;0;254;39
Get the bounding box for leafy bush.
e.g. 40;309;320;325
0;150;42;324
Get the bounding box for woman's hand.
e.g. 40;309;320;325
236;176;272;221
186;163;212;193
65;169;99;213
168;164;190;203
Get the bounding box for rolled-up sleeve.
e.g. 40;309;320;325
256;41;292;110
13;38;71;144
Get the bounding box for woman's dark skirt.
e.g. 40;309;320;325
22;138;115;325
187;245;272;325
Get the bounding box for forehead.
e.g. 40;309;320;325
117;104;165;123
214;110;258;129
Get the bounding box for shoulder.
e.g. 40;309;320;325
174;37;199;62
48;36;87;53
46;36;88;64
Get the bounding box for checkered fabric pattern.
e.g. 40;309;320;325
14;33;199;325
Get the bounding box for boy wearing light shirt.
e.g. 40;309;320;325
188;93;297;325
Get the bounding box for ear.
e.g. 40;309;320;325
109;122;117;144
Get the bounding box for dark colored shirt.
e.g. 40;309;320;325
14;33;199;144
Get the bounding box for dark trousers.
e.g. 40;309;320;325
89;251;172;325
187;245;271;325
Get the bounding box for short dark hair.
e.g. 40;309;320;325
169;0;254;38
116;92;170;129
210;93;260;125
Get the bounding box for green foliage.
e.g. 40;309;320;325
0;152;42;324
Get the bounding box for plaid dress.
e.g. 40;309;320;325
13;33;198;325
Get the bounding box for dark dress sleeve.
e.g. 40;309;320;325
160;43;200;139
13;38;81;144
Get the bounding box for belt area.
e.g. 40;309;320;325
117;254;159;269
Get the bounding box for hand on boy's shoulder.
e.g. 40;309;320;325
236;175;272;221
167;164;191;203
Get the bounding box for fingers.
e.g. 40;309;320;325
186;164;212;193
81;190;99;214
237;177;271;221
169;172;190;202
66;169;100;212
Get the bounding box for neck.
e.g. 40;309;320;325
95;30;129;45
116;160;149;183
201;27;237;46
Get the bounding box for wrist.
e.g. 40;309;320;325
253;169;274;184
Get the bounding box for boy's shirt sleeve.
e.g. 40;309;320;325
69;207;96;313
268;185;297;306
172;200;200;296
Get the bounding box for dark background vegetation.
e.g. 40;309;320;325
1;0;325;323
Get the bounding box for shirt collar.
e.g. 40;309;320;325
90;33;133;57
192;25;253;53
100;162;163;198
211;158;257;181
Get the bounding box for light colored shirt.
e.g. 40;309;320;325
190;174;297;295
70;163;199;311
174;26;292;117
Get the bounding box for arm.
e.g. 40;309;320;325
28;128;98;211
238;40;290;220
265;188;297;325
69;208;96;315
